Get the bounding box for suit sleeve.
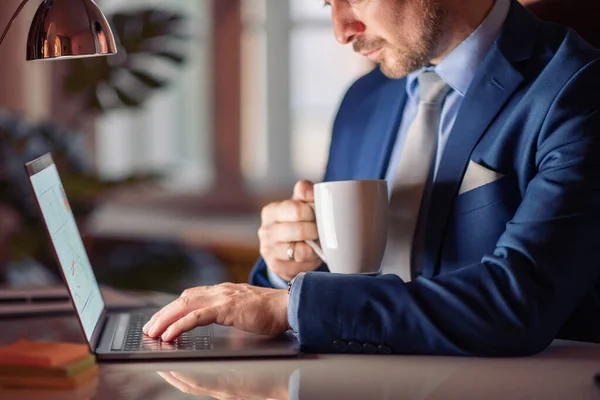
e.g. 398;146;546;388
249;256;328;288
249;257;279;288
293;61;600;356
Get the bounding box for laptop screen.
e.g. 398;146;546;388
29;162;105;341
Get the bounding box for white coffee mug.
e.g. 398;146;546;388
305;180;389;275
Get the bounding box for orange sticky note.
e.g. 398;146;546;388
0;339;90;368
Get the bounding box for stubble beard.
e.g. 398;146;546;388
380;0;445;79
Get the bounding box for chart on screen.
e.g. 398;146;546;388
30;164;105;339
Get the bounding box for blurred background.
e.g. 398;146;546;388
0;0;370;293
0;0;597;294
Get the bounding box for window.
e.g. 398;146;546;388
93;0;371;198
242;0;371;191
94;0;213;193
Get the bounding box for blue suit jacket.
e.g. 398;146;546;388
250;1;600;356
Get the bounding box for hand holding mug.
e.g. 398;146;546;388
259;180;322;282
260;179;389;279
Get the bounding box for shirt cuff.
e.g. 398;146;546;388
287;272;306;335
267;268;289;289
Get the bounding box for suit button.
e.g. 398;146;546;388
347;341;362;353
377;345;392;355
333;340;348;353
363;343;377;354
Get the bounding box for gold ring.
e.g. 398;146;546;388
287;242;296;261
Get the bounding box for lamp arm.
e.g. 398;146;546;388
0;0;33;47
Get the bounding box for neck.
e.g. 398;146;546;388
430;0;495;65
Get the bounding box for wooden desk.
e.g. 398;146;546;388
0;313;599;399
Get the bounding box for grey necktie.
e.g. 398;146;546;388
381;71;451;281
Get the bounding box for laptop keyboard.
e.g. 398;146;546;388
112;313;214;352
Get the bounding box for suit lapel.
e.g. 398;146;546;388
421;2;537;278
356;77;407;179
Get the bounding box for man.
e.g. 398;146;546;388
144;0;600;356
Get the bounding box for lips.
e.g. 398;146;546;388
360;47;383;61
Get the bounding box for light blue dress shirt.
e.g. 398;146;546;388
281;0;510;334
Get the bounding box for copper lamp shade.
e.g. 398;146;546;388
26;0;117;60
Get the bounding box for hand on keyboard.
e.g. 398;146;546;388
142;283;290;342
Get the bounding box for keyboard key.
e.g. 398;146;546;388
113;313;214;352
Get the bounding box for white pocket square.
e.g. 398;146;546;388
458;161;505;195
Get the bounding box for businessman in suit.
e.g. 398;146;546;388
144;0;600;356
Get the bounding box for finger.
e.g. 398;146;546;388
161;307;219;342
144;305;173;335
260;202;279;226
179;285;218;298
146;295;206;338
144;286;214;333
156;372;195;394
270;242;319;263
267;222;318;243
261;200;314;226
292;180;315;203
259;221;318;248
169;372;224;394
143;310;163;334
170;371;248;400
157;372;212;396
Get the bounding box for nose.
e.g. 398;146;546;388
331;2;365;45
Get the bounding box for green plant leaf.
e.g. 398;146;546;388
88;93;104;113
130;70;167;88
115;88;142;108
65;7;192;115
152;51;187;64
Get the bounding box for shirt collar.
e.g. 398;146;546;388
406;0;510;98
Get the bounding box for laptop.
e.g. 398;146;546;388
25;153;300;360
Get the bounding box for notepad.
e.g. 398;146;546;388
0;354;95;377
0;339;90;368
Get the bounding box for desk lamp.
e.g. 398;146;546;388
0;0;117;60
0;0;115;300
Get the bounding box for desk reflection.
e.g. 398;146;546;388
154;365;445;400
0;377;98;400
157;369;291;400
151;344;600;400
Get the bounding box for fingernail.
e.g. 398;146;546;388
142;322;149;333
149;326;161;337
306;190;313;200
161;329;171;342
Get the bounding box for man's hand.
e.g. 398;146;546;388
259;180;322;281
142;283;289;342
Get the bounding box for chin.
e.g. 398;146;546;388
379;60;410;79
379;54;426;79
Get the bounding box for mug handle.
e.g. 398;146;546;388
306;203;327;263
305;239;327;264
